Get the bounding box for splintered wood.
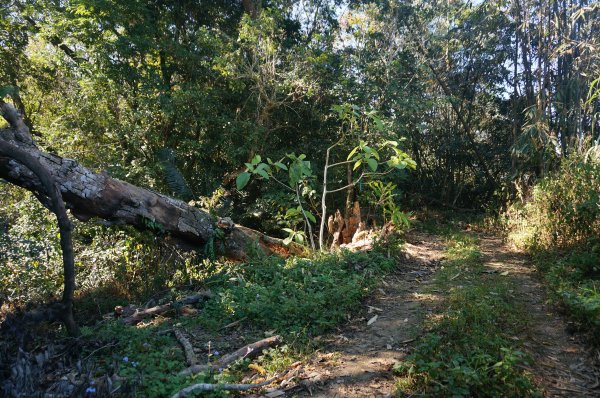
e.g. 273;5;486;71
328;200;394;252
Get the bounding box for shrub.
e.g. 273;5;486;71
507;157;599;251
505;154;600;340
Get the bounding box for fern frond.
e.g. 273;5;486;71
157;148;194;201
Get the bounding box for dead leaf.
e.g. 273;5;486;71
248;363;266;375
367;315;378;325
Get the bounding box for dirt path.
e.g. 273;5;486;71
291;232;446;397
478;235;599;397
287;232;599;398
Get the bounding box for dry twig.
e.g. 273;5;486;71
170;375;279;398
179;335;283;376
173;328;198;366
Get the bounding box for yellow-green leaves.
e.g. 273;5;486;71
347;139;414;173
348;140;381;171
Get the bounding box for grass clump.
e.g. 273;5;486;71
202;249;395;336
394;231;540;398
534;250;600;340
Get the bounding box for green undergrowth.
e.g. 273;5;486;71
504;158;599;343
532;250;600;341
394;231;541;397
77;247;397;397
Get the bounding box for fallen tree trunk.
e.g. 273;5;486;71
0;110;305;260
0;103;305;334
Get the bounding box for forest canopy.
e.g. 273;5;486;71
0;0;599;395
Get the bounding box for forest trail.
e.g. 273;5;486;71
477;235;599;397
289;231;445;397
289;232;600;398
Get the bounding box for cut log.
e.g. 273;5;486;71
329;209;345;250
0;127;305;260
179;335;283;376
342;201;362;244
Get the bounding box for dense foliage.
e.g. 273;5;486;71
0;2;598;394
2;0;598;307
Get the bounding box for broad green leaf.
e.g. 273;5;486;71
289;164;302;185
283;236;293;245
274;162;288;170
282;228;295;234
300;161;312;176
255;163;271;177
370;148;380;160
285;208;300;218
255;168;270;179
353;159;363;170
294;234;304;244
304;211;316;223
367;158;378;172
251;154;261;165
236;172;251;190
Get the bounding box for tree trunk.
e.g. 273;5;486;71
0;102;78;335
0;111;304;262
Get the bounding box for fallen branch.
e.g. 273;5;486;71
179;335;283;376
174;328;198;366
119;291;212;325
170;375;279;398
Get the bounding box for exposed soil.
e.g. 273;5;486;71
2;231;599;397
478;235;600;398
289;231;446;397
286;232;600;398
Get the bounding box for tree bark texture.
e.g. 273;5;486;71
0;114;304;261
